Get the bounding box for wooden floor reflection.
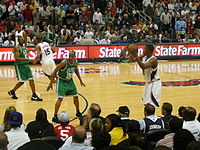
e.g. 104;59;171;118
0;60;200;125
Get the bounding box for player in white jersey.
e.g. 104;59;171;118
132;44;161;106
35;36;56;80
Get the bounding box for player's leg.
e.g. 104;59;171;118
23;64;43;101
8;82;24;99
150;80;162;107
52;98;63;123
29;80;43;101
8;65;26;99
142;83;152;105
42;59;56;80
73;96;82;117
52;78;65;123
68;79;82;118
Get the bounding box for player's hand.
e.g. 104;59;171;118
47;83;53;91
80;81;86;87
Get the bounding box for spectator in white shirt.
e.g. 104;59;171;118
8;2;20;20
85;27;94;39
99;35;111;44
92;8;102;24
3;35;15;46
5;112;29;150
182;106;200;141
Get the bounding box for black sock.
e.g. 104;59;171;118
32;93;37;96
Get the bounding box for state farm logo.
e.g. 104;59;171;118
155;45;200;56
0;51;14;61
56;48;86;59
99;47;121;58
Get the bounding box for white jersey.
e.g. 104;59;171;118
15;30;24;45
142;56;160;83
142;55;161;107
37;42;54;64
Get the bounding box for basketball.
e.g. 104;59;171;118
127;44;138;56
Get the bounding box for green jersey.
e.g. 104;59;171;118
14;45;29;65
58;59;77;80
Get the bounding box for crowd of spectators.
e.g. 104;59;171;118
1;0;200;47
0;102;200;150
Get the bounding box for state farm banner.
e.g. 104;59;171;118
55;46;88;59
153;44;200;57
0;46;89;61
0;44;200;62
89;45;125;58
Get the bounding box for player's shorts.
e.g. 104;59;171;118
15;64;33;82
56;78;78;98
41;59;56;76
142;79;161;107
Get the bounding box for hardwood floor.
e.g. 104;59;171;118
0;60;200;126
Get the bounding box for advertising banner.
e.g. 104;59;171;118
0;44;200;62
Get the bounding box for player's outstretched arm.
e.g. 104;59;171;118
75;61;85;87
47;60;66;91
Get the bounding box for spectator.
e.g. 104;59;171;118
85;26;94;39
3;35;15;46
194;15;200;35
32;8;40;25
0;132;8;150
92;8;102;24
23;5;32;22
81;103;105;131
17;121;56;150
139;104;165;134
54;111;75;141
178;106;185;120
5;112;30;150
0;1;6;20
175;17;187;38
156;116;183;149
8;1;20;21
99;34;111;44
161;102;176;130
59;125;95;150
73;31;83;44
186;141;200;150
40;5;50;23
173;129;196;150
0;106;17;132
105;114;128;145
160;9;171;32
182;106;200;141
91;131;111;150
35;108;54;137
117;120;141;147
57;5;65;23
116;106;130;130
154;2;164;30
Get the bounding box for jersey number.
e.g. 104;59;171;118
60;130;69;140
44;48;51;55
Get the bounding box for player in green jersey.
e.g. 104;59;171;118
47;51;85;123
8;36;42;101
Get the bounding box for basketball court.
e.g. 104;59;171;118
0;60;200;125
